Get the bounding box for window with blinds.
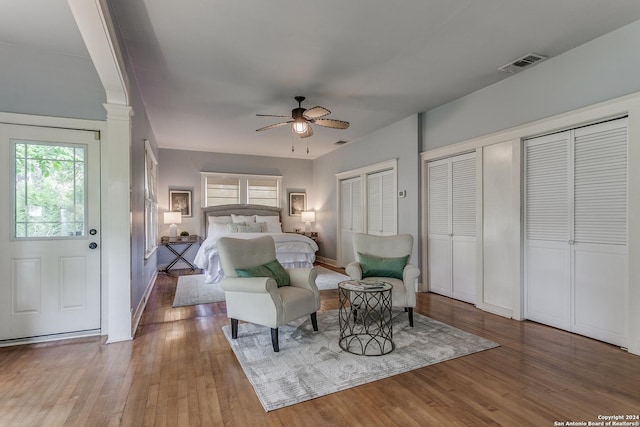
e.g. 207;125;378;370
248;179;279;207
205;177;240;206
201;172;282;207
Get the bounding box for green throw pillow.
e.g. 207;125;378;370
358;252;409;280
235;259;290;287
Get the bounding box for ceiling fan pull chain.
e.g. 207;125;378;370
306;140;309;154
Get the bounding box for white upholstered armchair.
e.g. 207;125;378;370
345;233;420;326
218;235;320;352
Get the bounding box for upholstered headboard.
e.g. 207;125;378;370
201;204;282;238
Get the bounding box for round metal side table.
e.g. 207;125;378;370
338;280;394;356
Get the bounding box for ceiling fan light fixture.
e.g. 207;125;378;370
292;119;308;134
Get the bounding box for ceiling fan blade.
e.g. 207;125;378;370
312;118;350;129
303;106;331;119
256;121;292;132
299;126;314;138
256;114;290;118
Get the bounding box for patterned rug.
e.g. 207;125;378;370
172;266;348;307
222;310;499;411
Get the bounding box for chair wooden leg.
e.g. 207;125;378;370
231;318;238;339
310;312;318;331
407;307;414;327
271;328;279;352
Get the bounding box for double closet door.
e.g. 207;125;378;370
427;152;476;304
525;118;628;346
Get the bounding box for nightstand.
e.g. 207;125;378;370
159;235;200;273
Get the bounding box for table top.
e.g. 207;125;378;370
338;280;392;292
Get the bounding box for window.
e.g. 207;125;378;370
201;173;282;207
144;140;158;258
13;141;86;238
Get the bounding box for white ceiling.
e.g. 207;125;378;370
4;1;640;159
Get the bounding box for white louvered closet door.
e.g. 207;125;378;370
525;117;627;346
525;132;572;330
340;177;362;266
367;169;396;236
572;119;627;345
427;152;476;303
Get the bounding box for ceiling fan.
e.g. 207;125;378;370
256;96;349;138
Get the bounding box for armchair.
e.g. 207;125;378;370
345;233;420;326
218;235;320;352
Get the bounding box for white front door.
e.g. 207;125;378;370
0;123;101;342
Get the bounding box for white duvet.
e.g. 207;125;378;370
194;232;319;284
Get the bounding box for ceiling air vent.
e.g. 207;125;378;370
334;140;349;145
498;53;547;74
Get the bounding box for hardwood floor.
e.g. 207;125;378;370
1;267;639;426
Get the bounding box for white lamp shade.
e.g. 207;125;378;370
301;211;315;223
164;211;182;225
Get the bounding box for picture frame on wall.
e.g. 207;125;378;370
169;190;192;217
289;192;306;216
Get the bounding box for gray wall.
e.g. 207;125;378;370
312;115;420;263
423;19;640;150
157;149;314;243
0;42;105;120
108;9;161;313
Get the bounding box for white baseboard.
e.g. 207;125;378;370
132;270;157;337
316;256;339;267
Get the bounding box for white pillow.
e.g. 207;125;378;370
232;214;256;223
207;221;229;238
266;222;282;233
255;215;279;224
209;215;232;224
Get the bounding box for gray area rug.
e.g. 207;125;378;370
222;310;499;411
172;266;348;307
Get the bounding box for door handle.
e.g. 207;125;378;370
89;242;98;249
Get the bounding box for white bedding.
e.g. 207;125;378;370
194;232;319;284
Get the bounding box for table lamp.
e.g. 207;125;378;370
164;211;182;238
301;210;315;234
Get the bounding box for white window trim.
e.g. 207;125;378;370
200;172;283;207
144;139;158;259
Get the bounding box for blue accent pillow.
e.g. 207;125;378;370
358;252;408;280
235;259;290;287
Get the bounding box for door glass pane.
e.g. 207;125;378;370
13;140;86;238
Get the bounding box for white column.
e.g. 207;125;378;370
103;103;134;343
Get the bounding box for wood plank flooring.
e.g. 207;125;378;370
1;267;639;426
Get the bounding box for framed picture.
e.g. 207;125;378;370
169;190;192;217
289;192;306;216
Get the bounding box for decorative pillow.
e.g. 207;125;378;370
235;259;290;287
232;214;256;223
255;215;283;233
357;252;409;280
238;223;264;233
209;215;232;224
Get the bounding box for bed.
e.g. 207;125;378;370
193;204;319;284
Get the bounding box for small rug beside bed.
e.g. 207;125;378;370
172;266;349;307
